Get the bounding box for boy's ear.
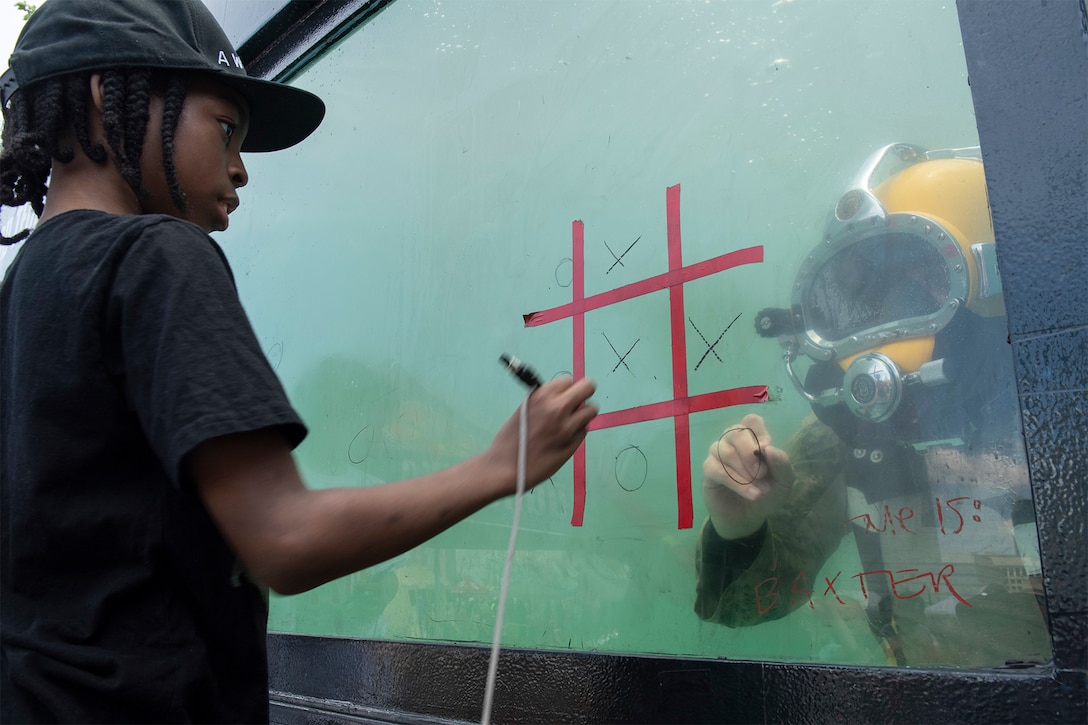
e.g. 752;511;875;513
89;72;106;112
81;73;113;164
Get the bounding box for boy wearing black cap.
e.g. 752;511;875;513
0;1;598;721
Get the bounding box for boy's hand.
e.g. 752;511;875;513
488;376;598;494
702;413;794;540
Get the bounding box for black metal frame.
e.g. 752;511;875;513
238;0;395;83
241;1;1087;722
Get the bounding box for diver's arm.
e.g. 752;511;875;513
695;415;847;626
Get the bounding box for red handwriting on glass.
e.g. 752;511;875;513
756;570;842;615
935;496;984;535
849;505;917;534
755;564;971;616
854;565;972;608
850;499;985;536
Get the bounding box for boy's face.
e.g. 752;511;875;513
140;76;251;233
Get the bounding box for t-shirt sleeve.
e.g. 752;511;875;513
107;218;306;486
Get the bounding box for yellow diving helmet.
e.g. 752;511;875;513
768;143;1005;422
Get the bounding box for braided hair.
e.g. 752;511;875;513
0;68;190;245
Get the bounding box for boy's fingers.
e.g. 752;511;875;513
524;377;596;445
562;377;597;406
569;402;599;431
531;375;595;410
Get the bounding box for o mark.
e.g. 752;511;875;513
614;445;648;492
555;257;573;288
266;342;283;370
348;425;375;464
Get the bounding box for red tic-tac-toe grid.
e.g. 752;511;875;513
524;184;767;529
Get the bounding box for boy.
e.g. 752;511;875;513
0;0;598;721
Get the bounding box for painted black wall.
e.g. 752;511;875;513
254;1;1087;722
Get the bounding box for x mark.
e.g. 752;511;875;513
605;235;641;274
689;313;742;371
602;333;639;374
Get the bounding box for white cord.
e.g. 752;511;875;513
481;390;530;725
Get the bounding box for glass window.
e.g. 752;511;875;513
224;0;1050;668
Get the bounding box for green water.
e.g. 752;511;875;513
220;0;1037;668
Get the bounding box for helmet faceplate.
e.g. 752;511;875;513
793;197;969;366
780;143;1002;422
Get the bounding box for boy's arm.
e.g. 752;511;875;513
189;376;596;595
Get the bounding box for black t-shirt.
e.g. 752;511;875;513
1;210;307;723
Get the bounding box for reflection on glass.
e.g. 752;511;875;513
697;145;1051;668
223;0;1049;669
806;233;952;341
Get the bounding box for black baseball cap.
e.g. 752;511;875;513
4;0;325;152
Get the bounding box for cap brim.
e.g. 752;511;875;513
218;73;325;153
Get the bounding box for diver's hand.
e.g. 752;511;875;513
702;413;794;540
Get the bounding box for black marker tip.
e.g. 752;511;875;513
499;353;543;389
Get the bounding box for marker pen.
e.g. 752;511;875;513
499;354;543;388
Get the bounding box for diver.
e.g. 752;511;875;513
695;143;1051;668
